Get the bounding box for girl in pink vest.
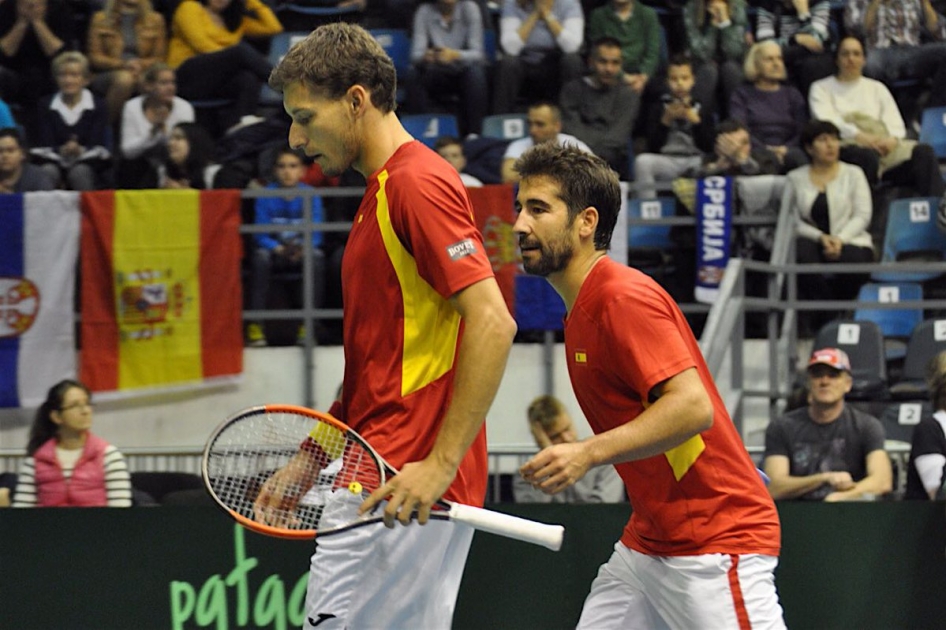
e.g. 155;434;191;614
12;379;132;507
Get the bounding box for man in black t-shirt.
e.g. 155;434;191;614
764;347;893;501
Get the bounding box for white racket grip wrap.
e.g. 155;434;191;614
448;503;564;551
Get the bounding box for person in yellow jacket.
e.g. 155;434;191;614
168;0;282;133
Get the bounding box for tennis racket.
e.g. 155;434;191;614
202;404;565;551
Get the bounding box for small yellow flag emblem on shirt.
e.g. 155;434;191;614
575;351;587;363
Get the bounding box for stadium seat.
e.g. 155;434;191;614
401;114;460;148
627;197;675;281
368;28;411;103
276;2;361;16
879;400;930;444
871;197;946;282
919;106;946;159
889;318;946;400
259;31;309;106
481;113;528;140
853;282;923;360
813;319;888;400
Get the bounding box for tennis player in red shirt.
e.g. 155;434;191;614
256;22;517;629
514;143;785;629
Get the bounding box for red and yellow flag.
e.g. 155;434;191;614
80;190;243;394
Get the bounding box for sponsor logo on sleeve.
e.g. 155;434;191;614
446;238;477;261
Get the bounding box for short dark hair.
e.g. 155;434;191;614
433;135;462;152
800;119;841;147
667;53;693;70
837;34;867;61
0;127;23;148
268;22;397;114
514;143;621;251
590;36;622;53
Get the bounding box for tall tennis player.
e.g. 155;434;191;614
514;143;785;629
256;23;517;629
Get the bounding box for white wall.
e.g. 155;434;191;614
0;344;595;453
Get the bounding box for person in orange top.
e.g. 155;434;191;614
86;0;168;125
167;0;281;132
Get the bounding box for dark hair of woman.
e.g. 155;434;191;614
27;379;92;456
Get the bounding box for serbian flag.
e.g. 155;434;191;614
0;192;80;408
80;190;243;396
468;185;518;313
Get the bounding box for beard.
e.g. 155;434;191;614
520;235;574;277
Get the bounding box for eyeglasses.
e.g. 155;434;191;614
59;401;94;412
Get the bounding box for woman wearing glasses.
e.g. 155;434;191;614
12;380;132;507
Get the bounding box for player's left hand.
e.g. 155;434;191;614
359;457;456;528
519;442;592;495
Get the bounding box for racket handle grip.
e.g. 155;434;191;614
448;503;564;551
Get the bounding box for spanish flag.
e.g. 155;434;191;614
80;190;243;395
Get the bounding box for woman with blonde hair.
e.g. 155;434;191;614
86;0;167;125
904;352;946;500
12;379;132;507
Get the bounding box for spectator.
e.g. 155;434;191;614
117;63;195;188
763;347;893;501
12;379;133;507
86;0;167;126
845;0;946;111
781;119;874;329
633;54;714;198
246;148;325;347
587;0;660;96
434;135;483;187
683;0;749;119
500;101;593;183
559;35;639;177
492;0;584;113
0;127;55;191
512;395;625;503
159;121;215;189
753;0;835;97
809;35;946;197
167;0;282;134
0;0;75;137
30;51;112;190
730;40;809;173
904;351;946;500
699;118;781;177
408;0;488;137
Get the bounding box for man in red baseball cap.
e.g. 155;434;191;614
762;347;893;501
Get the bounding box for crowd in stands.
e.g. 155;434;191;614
3;0;946;343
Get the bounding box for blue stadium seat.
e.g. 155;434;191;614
919;106;946;159
628;197;675;280
480;113;528;140
872;197;946;282
259;32;310;107
368;29;411;103
401;114;460;148
854;282;923;361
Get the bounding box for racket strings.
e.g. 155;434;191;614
206;411;382;532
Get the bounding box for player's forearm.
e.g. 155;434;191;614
429;290;516;470
583;385;712;468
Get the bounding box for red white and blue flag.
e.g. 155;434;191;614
0;192;80;407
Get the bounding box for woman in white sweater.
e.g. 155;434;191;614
782;119;874;330
808;34;944;197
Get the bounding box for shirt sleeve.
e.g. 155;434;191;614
763;418;792;460
104;446;133;507
388;163;495;300
12;457;37;507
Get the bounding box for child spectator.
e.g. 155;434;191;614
434;135;483;187
247;148;326;347
634;54;714;198
30;51;112;190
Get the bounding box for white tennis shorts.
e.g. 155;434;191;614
303;489;474;629
577;543;786;630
